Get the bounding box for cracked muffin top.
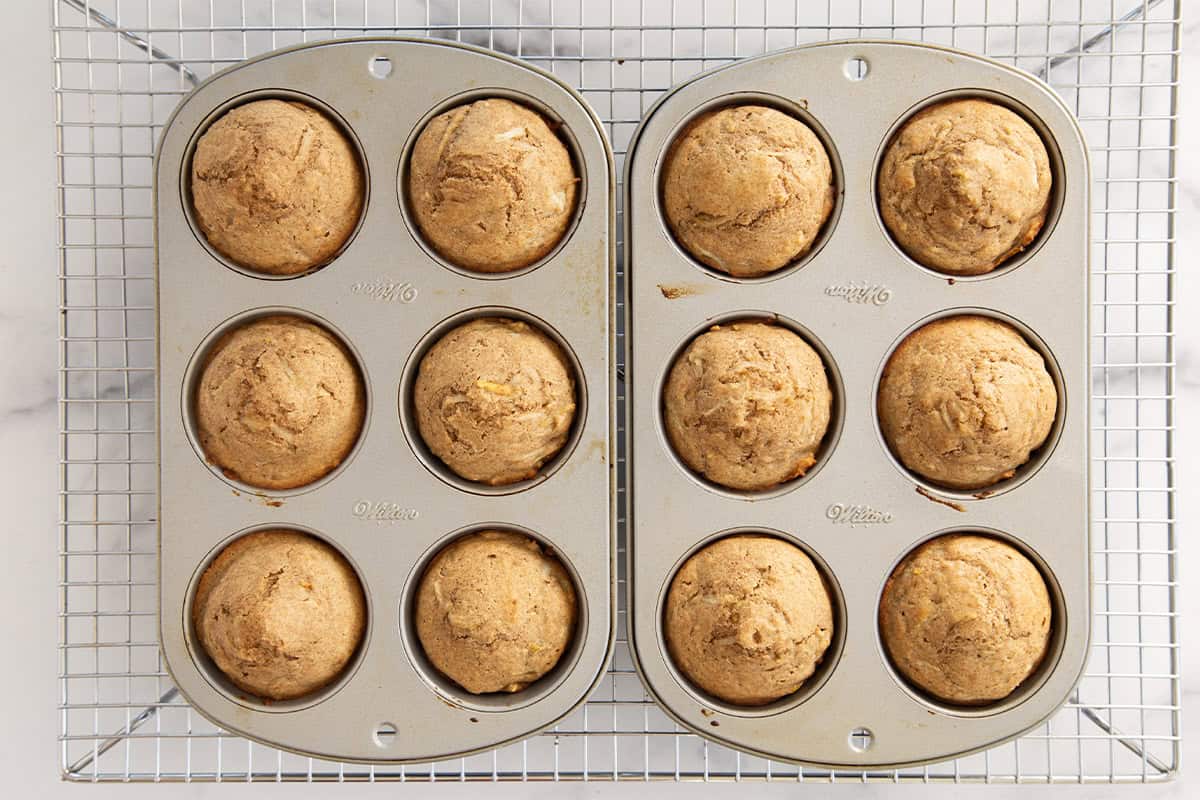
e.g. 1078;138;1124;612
191;99;364;275
414;530;577;694
877;315;1057;490
192;529;367;701
664;534;835;706
660;105;835;277
662;321;832;492
878;98;1053;275
195;315;365;490
412;316;576;486
406;97;578;273
879;533;1053;705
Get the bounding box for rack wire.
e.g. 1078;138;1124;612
54;0;1180;783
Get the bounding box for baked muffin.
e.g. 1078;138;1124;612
195;315;366;490
192;530;367;701
663;321;832;491
413;317;576;485
415;531;577;694
878;98;1053;275
661;105;835;277
191;99;364;275
665;535;834;706
407;97;578;273
879;534;1053;705
877;315;1056;490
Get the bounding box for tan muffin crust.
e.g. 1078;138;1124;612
415;531;577;694
879;534;1053;706
413;317;577;486
191;99;364;275
661;105;835;277
407;97;578;273
878;98;1053;275
877;315;1057;490
195;315;366;490
663;321;832;491
665;535;835;706
192;530;367;701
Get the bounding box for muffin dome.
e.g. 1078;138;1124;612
663;321;831;491
191;99;364;275
407;97;578;273
878;98;1052;275
665;535;835;706
661;105;834;277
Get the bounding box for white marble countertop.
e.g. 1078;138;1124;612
0;2;1194;796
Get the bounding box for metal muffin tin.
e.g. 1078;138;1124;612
624;40;1090;769
155;37;615;764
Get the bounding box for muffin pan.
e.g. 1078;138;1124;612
624;40;1089;768
155;37;615;763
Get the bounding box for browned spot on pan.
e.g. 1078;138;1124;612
915;485;965;512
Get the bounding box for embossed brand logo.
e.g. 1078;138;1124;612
353;500;420;523
824;281;892;306
351;278;418;304
826;503;893;526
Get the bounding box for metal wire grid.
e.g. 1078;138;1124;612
54;0;1179;783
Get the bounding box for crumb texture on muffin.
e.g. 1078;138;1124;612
407;97;578;273
415;531;577;694
195;315;365;490
661;105;834;277
664;535;834;706
878;98;1052;275
191;99;364;275
192;529;367;701
877;315;1057;490
413;317;576;486
663;321;831;491
879;533;1053;705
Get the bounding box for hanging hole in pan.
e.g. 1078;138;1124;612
844;56;869;81
369;56;393;78
848;727;874;752
373;722;397;747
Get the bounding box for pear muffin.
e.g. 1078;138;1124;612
661;105;835;277
191;98;364;275
192;530;367;701
877;315;1057;490
878;98;1053;275
415;531;577;694
413;317;576;486
195;315;366;490
663;321;832;491
407;97;578;273
879;533;1053;705
664;535;835;706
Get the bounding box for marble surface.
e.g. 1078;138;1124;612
0;1;1195;796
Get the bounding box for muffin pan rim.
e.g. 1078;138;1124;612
397;522;591;714
181;522;375;714
396;305;589;497
652;310;846;501
871;526;1069;719
624;38;1091;769
653;527;848;719
179;87;372;281
395;87;590;281
179;305;374;498
869;87;1068;283
651;90;846;285
869;306;1068;502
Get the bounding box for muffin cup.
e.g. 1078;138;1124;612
625;40;1090;769
156;37;615;764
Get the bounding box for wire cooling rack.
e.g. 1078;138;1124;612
54;0;1180;784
